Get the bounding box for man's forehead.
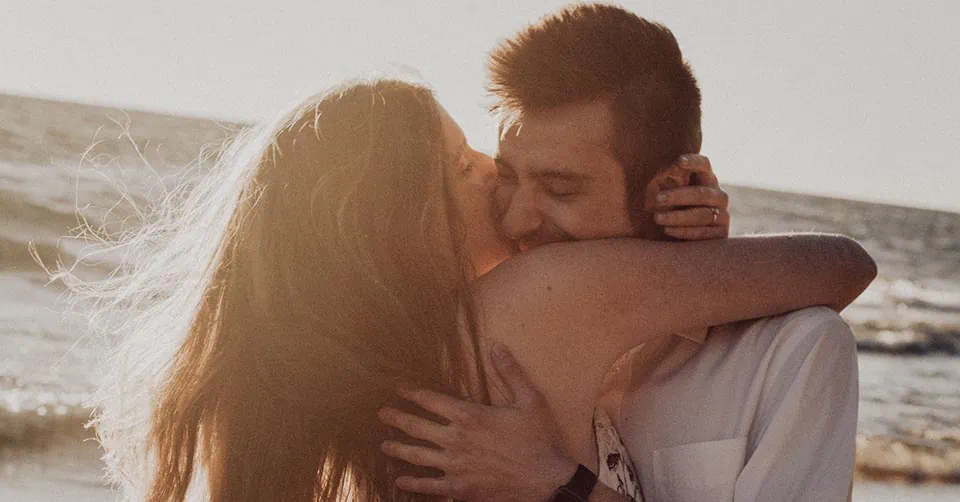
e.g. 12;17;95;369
501;101;613;147
498;101;616;171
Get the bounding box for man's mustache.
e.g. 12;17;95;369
491;192;575;250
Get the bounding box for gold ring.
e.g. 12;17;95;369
711;208;719;224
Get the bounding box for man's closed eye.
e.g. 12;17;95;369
543;180;582;199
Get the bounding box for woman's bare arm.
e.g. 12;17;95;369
467;233;875;466
473;233;874;357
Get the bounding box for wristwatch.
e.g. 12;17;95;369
550;464;597;502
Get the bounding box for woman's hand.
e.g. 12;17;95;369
378;344;578;501
653;154;730;240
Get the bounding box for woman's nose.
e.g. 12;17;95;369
474;155;498;189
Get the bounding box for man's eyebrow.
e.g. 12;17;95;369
493;155;590;181
529;168;591;182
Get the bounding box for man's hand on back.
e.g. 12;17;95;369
378;344;577;501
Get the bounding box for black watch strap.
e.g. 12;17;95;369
550;464;598;502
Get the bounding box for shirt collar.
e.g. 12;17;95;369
675;328;709;344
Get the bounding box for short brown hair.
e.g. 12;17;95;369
488;3;702;227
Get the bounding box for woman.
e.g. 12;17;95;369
76;79;874;501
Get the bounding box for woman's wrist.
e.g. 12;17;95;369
549;464;599;501
535;456;580;501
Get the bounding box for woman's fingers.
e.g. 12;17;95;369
655;185;729;209
679;154;720;187
380;441;450;470
664;226;729;241
397;386;479;425
655;207;730;227
654;155;730;240
378;407;451;446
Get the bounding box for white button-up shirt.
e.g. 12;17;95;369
617;306;859;502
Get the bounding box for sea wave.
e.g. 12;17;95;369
887;279;960;312
857;433;960;484
854;325;960;356
0;191;82;236
0;404;95;463
0;234;66;274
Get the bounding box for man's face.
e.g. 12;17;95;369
494;100;635;251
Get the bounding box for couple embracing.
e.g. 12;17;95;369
90;4;874;501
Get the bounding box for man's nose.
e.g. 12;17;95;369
498;184;542;240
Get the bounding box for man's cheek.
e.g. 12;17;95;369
552;207;591;241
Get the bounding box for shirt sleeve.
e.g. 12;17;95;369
733;308;859;502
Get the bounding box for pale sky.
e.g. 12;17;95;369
2;0;958;212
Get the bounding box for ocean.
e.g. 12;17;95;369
1;92;958;497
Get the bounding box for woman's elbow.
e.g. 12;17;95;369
836;236;878;310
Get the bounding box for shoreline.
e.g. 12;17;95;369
2;409;959;487
1;427;958;502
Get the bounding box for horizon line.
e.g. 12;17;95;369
2;88;957;216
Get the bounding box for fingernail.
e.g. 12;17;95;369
679;155;690;165
657;192;668;203
654;213;665;223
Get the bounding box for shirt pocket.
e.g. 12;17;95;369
651;436;748;502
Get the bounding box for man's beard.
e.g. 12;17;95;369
511;215;672;251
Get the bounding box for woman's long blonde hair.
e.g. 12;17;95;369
61;79;486;501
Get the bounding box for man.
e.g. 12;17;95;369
380;4;862;501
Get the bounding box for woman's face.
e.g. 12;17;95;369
439;106;515;277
